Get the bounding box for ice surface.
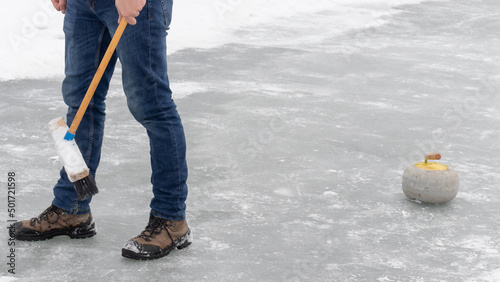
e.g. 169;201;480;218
1;0;500;281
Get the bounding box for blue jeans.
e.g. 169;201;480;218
52;0;188;221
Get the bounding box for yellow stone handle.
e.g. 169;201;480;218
424;153;441;163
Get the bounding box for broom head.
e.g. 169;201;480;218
48;117;98;200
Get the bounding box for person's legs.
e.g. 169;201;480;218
90;0;191;259
16;0;191;255
97;0;188;221
52;0;118;214
14;0;117;241
120;0;188;221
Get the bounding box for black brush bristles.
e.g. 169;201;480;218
74;174;98;200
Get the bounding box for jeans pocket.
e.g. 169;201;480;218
160;0;173;28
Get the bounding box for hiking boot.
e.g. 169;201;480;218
122;215;192;260
14;204;96;241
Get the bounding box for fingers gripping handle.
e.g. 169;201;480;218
64;19;128;141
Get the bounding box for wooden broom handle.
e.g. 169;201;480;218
67;19;128;136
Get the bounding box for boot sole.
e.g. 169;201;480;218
122;229;192;260
15;222;96;241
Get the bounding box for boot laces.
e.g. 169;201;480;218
138;216;174;243
30;205;62;226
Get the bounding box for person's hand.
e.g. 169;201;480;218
115;0;146;25
51;0;67;14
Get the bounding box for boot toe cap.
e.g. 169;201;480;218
122;239;170;260
13;222;38;236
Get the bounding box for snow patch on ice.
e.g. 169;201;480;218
476;268;500;282
460;235;498;255
171;81;207;99
273;188;295;197
48;156;59;163
0;277;18;281
199;237;230;251
209;241;230;251
283;219;331;230
322;191;339;198
359;101;396;109
1;0;430;81
458;192;491;203
308;214;334;224
479;130;495;140
384;258;406;269
1;144;28;153
189;118;226;129
401;210;411;219
106;89;124;99
0;1;64;81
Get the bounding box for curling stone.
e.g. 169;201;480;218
402;153;459;204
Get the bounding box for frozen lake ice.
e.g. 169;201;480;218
1;0;500;281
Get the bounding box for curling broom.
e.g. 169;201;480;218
48;19;128;200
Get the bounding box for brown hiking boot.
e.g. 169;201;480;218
13;204;96;241
122;215;192;260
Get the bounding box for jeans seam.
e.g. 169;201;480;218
146;14;181;191
86;101;94;164
147;0;152;20
84;26;107;165
160;0;170;26
154;78;180;189
94;26;107;75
